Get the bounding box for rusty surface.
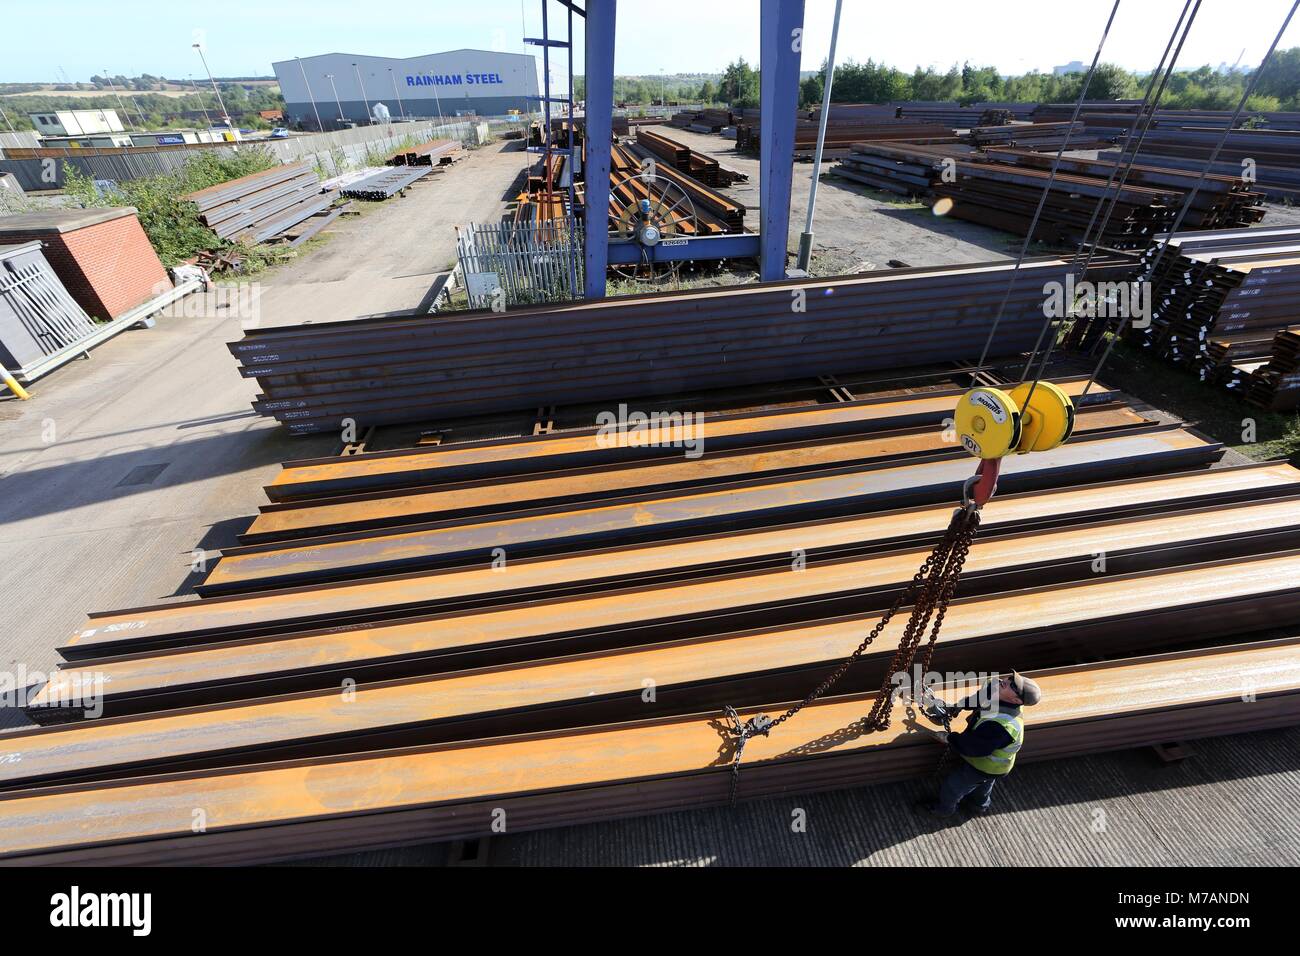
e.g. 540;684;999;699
4;637;1300;865
64;462;1300;661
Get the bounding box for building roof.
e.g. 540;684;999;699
0;207;137;236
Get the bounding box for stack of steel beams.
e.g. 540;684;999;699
968;121;1115;151
736;118;960;158
386;138;462;167
11;372;1300;863
618;141;745;230
8;636;1300;865
228;258;1134;434
185;163;336;244
1111;227;1300;408
634;128;748;186
1114;126;1300;204
339;166;431;201
833;143;1263;241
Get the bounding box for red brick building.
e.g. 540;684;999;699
0;208;170;321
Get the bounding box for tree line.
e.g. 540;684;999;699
575;48;1300;113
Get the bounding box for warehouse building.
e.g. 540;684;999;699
272;50;541;128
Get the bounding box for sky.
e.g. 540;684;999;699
3;0;1300;83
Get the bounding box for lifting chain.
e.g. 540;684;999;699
723;504;982;806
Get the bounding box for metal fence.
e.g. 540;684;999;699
456;219;583;309
3;120;492;190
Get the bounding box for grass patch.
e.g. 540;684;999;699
1098;340;1300;462
64;148;283;266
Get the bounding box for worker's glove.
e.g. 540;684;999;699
920;701;951;726
931;731;950;745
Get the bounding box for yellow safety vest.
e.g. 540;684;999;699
960;711;1024;776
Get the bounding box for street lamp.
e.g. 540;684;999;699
188;74;213;129
353;62;371;123
325;73;344;123
192;42;232;128
297;57;324;131
387;68;406;120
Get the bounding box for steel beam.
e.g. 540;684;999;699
33;499;1300;718
62;462;1300;661
5;638;1300;864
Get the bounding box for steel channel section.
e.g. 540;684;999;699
60;463;1300;661
4;639;1300;864
195;427;1221;594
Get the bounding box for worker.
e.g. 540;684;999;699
915;671;1042;821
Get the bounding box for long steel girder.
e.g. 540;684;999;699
262;376;1116;501
5;637;1300;865
60;462;1300;662
239;405;1149;544
30;497;1300;719
195;427;1220;595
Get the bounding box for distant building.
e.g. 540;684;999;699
272;49;540;128
1053;61;1086;76
28;109;125;136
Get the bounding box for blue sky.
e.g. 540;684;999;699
4;1;1300;82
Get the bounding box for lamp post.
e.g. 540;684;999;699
191;42;232;127
353;62;371;123
797;0;844;272
388;68;406;120
325;73;344;123
297;57;324;131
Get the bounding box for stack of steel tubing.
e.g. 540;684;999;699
184;163;335;243
16;391;1300;863
339;165;431;201
228;257;1134;434
386;138;462;167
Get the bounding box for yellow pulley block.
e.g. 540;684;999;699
954;387;1021;460
1008;380;1075;453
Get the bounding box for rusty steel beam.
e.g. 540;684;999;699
34;497;1300;717
263;375;1116;502
13;548;1300;788
4;637;1300;865
240;405;1149;544
64;462;1300;662
231;257;1136;433
197;427;1221;595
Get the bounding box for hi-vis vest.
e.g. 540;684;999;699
960;711;1024;776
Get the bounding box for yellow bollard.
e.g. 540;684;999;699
1;367;31;401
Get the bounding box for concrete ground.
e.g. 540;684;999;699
2;134;1298;865
0;139;529;711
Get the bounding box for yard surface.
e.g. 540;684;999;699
1;133;1298;866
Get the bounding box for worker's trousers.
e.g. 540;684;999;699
935;760;999;816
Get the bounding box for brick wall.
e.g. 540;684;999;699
0;211;170;321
